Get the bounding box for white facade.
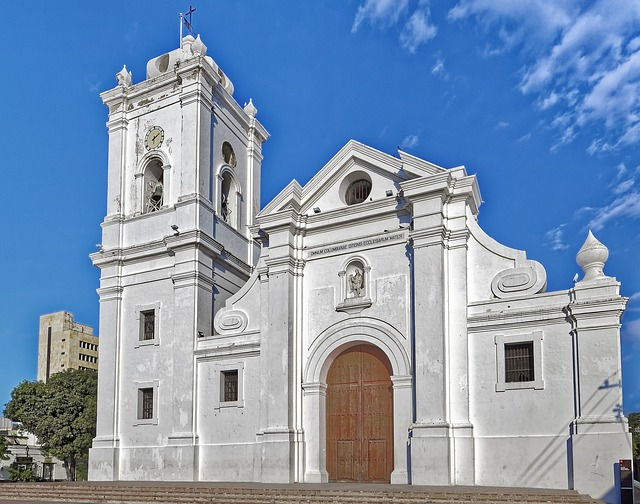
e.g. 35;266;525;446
89;36;632;503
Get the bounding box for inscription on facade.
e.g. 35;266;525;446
309;233;404;257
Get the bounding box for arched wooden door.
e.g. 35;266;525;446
326;344;393;482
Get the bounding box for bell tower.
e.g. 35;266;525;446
89;35;268;481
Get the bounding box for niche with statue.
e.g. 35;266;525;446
336;257;372;314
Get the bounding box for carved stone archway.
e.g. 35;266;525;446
302;318;412;484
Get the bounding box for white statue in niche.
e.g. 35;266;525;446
349;268;364;297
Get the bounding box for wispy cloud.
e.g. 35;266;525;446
622;318;640;343
586;192;640;231
432;58;449;80
400;134;419;149
400;8;437;53
352;0;409;32
627;292;640;312
545;224;570;251
494;121;509;130
352;0;436;53
517;132;532;142
448;0;640;152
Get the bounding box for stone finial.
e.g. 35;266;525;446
181;34;195;55
192;34;207;56
116;65;132;87
576;230;609;282
244;98;257;117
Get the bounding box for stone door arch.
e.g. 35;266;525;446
302;318;412;484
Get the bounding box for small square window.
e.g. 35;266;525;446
139;388;154;420
142;310;155;341
135;303;160;347
213;363;244;409
221;370;238;402
495;331;544;392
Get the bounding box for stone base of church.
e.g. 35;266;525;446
254;430;296;483
88;448;118;481
571;430;632;503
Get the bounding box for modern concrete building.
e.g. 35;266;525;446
88;34;632;503
37;311;99;382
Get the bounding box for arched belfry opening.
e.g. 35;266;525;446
326;344;393;482
222;141;237;168
219;168;241;229
143;158;164;213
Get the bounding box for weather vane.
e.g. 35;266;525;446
179;6;196;46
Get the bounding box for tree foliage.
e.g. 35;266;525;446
3;369;97;480
629;412;639;461
0;434;9;461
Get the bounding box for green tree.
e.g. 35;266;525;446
0;433;9;461
629;412;639;461
4;369;97;481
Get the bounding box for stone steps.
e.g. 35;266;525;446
0;483;605;504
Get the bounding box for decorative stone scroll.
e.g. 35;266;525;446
491;260;547;299
213;309;248;335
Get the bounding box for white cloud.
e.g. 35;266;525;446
613;179;635;195
352;0;436;53
517;132;532;142
449;0;640;151
545;224;570;251
400;9;437;53
622;318;640;342
400;134;419;149
539;92;559;110
352;0;409;32
432;58;449;80
627;292;640;312
586;191;640;231
494;121;509;130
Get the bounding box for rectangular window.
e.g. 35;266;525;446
221;370;238;402
505;342;534;383
142;311;155;341
495;331;544;392
140;388;154;420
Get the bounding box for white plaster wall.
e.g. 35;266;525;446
302;238;411;358
469;294;576;490
196;355;261;480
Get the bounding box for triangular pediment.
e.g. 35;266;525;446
259;140;448;217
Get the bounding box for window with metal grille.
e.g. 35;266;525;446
345;179;372;205
142;310;155;341
221;370;238;402
504;342;534;382
140;388;154;419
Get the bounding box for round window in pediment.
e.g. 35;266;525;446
345;179;372;205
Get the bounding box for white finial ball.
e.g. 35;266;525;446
576;230;609;282
116;64;132;87
244;98;257;117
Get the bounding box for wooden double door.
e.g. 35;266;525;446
326;344;393;482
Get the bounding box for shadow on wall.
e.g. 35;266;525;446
514;372;631;492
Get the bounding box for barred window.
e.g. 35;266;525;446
221;370;238;402
505;342;534;383
140;388;154;420
345;179;372;205
142;310;155;341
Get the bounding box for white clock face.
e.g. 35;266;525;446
145;126;164;150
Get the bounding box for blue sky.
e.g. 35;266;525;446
0;1;638;414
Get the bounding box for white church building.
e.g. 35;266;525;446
88;35;632;502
